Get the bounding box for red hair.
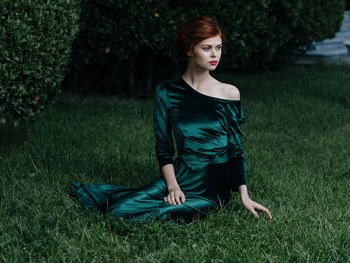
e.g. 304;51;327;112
173;15;224;60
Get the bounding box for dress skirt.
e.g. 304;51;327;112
70;156;245;223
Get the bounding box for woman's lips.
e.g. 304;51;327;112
209;61;217;65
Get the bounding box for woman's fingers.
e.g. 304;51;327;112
169;192;175;205
174;192;183;205
252;202;272;220
258;207;271;220
180;193;186;204
177;192;186;204
165;193;173;205
175;195;181;205
164;191;186;206
242;198;272;220
249;207;259;218
258;206;271;220
263;209;272;220
254;203;272;220
265;210;272;220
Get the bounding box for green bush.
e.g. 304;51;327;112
267;0;345;66
170;0;346;70
67;0;345;95
0;0;80;125
68;0;183;96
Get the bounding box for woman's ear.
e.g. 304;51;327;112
185;46;193;57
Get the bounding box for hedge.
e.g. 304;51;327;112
0;0;80;125
68;0;345;95
67;0;183;96
268;0;345;65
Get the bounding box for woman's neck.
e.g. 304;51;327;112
182;67;213;88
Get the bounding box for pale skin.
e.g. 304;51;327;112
162;35;272;220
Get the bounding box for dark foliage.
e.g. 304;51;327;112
0;0;80;125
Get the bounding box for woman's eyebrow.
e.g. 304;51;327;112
201;44;223;47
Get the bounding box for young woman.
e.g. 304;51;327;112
71;15;272;222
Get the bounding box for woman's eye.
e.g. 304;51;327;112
203;46;222;51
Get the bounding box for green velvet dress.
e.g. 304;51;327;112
71;77;247;223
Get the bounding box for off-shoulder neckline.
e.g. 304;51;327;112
177;77;241;103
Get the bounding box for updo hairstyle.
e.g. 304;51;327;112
173;15;224;61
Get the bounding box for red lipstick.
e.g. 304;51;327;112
209;61;217;65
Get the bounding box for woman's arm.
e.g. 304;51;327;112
225;101;271;220
239;184;272;220
153;83;185;206
161;163;186;206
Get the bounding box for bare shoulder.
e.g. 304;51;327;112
219;83;240;100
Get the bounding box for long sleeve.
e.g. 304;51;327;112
153;83;175;171
226;102;247;190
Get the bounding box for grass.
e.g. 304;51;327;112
1;64;350;262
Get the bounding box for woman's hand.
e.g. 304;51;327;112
164;187;186;206
238;184;272;220
241;197;272;220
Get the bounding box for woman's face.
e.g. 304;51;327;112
186;35;222;71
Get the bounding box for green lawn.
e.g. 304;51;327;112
1;65;349;262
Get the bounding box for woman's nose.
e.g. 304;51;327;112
210;48;219;57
